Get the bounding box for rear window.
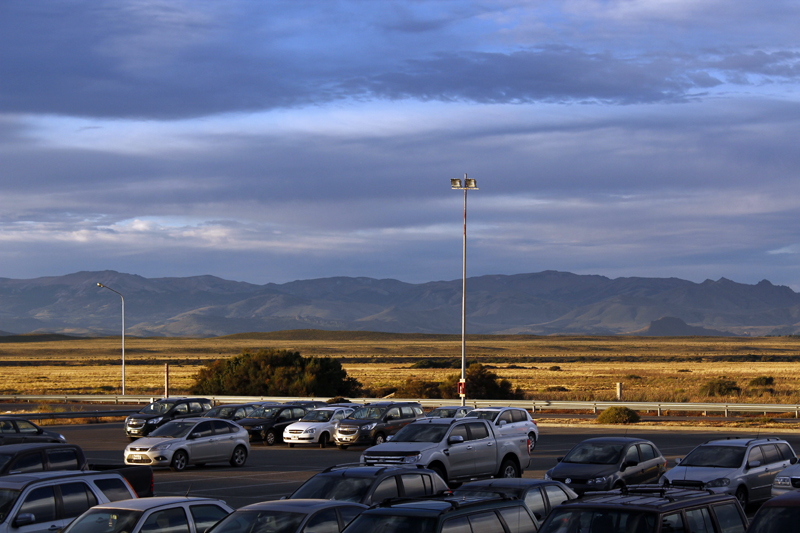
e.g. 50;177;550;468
639;444;657;461
540;509;657;533
190;504;230;532
511;410;528;423
93;477;132;501
761;444;782;465
48;448;81;470
291;475;373;503
9;453;44;473
60;482;98;518
712;503;746;533
777;443;796;461
499;507;537;533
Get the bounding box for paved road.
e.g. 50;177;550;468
55;422;800;510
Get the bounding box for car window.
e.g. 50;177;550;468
303;509;340;533
466;422;489;441
60;482;98;518
441;516;471;533
15;421;39;434
400;474;427;498
277;409;292;421
625;446;640;463
400;407;414;419
777;443;795;461
748;446;764;466
639;444;656;461
498;411;513;424
544;485;570;508
468;511;505;533
47;449;81;470
0;420;15;433
293;408;306;419
338;506;363;529
233;408;248;419
661;513;685;533
202;402;213;411
712;503;746;533
93;477;133;501
761;444;782;465
190;505;230;533
19;486;56;524
511;410;527;423
193;421;214;438
499;507;537;533
413;407;424;416
189;402;204;414
449;424;468;441
386;408;401;420
685;508;714;533
10;453;45;473
142;508;190;533
371;477;399;503
212;420;232;434
333;411;346;421
523;488;546;519
174;403;189;415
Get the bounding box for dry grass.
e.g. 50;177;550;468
2;334;800;404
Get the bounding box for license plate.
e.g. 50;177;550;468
133;454;141;460
342;436;352;441
291;436;298;440
130;429;140;433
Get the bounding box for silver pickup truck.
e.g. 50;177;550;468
360;417;531;486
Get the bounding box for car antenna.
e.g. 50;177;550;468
185;484;192;497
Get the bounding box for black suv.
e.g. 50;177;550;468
537;486;747;533
0;417;66;445
236;403;317;445
341;494;539;533
290;463;449;505
0;443;87;475
124;397;212;439
334;402;425;448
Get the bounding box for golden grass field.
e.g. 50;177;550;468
2;332;800;406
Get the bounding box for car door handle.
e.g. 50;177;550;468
467;445;473;450
48;525;60;531
487;442;493;446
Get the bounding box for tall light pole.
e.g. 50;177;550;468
97;282;125;395
451;173;478;406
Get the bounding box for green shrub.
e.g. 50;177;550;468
395;379;443;399
597;406;640;424
549;365;562;371
699;378;741;397
748;376;774;387
440;363;525;400
624;374;643;380
546;386;568;392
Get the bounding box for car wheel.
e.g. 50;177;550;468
430;465;448;483
230;445;248;467
498;459;520;478
373;433;386;445
613;481;625;490
338;444;349;450
128;436;137;442
319;433;328;449
288;443;294;448
735;486;748;508
264;430;277;446
170;450;188;472
528;432;537;452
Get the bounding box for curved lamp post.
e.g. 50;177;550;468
97;282;125;395
451;173;478;406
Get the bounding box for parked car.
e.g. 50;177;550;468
361;417;532;485
340;494;539;533
545;437;667;495
0;470;138;533
661;436;796;507
0;417;66;445
283;406;354;448
209;500;366;533
537;486;747;533
463;407;539;452
124;398;213;439
124;418;250;472
61;497;233;533
746;489;800;533
289;464;449;505
334;402;425;449
202;403;261;421
771;452;800;497
0;443;153;497
426;406;473;419
452;479;578;521
237;404;317;445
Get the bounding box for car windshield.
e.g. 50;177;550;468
0;489;21;522
0;454;12;471
62;509;144;533
302;410;334;422
251;407;281;419
205;406;238;418
464;411;499;421
149;420;196;438
209;510;305;533
348;407;386;420
563;443;625;465
427;408;458;418
139;401;174;415
540;509;657;533
291;476;374;502
681;446;746;468
344;514;437;533
391;424;449;443
748;506;800;533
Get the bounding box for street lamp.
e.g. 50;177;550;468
451;173;478;406
97;282;125;395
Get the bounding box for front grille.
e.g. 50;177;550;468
670;480;705;489
127;456;152;464
127;420;145;428
791;478;800;488
288;430;303;434
338;427;358;435
364;455;404;465
129;447;150;452
554;478;588;485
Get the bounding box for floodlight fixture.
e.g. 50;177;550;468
451;178;462;189
465;178;478;189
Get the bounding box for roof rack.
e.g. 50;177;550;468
590;485;716;503
373;493;515;510
320;463;386;474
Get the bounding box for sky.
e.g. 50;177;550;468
3;1;800;288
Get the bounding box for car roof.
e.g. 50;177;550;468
559;487;738;512
702;437;787;447
0;442;78;453
0;470;119;489
92;497;226;511
761;490;800;508
240;499;367;512
408;418;462;426
457;479;564;490
365;496;527;517
576;437;652;445
318;464;436;477
0;416;37;422
153;397;210;402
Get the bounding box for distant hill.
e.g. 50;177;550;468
1;270;799;337
633;317;737;337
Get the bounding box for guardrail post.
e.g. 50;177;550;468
593;404;597;415
657;406;662;416
724;406;729;417
616;383;623;401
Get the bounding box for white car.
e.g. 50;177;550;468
283;407;354;448
124;418;250;472
463;406;539;451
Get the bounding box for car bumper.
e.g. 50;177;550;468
334;431;372;445
125;426;153;437
284;432;316;443
124;448;174;466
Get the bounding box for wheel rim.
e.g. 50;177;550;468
528;433;536;452
319;434;327;447
174;453;186;470
234;448;246;465
375;435;384;444
266;432;275;445
736;489;747;506
503;465;517;477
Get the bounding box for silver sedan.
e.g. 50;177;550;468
124;417;250;471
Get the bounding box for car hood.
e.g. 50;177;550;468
126;436;178;449
664;466;738;483
129;414;165;421
286;421;331;431
550;462;622;479
775;464;800;477
338;419;380;428
364;442;439;455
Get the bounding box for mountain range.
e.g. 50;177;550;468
1;270;800;337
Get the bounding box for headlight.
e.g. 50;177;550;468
544;473;552;481
150;442;172;451
706;478;731;488
304;428;316;434
402;454;422;464
146;417;163;425
775;477;791;487
587;476;607;485
253;425;263;430
125;416;132;423
362;423;377;431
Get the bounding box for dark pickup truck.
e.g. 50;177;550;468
0;442;153;497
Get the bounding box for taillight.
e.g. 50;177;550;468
527;438;531;455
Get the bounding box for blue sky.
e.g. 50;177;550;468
3;1;800;287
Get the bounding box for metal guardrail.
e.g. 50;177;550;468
4;394;800;420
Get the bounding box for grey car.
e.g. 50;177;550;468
208;499;366;533
662;436;796;507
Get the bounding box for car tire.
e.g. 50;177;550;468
735;486;748;508
264;430;277;446
319;433;328;449
230;445;248;467
528;432;537;452
430;465;448;483
498;459;520;478
288;443;294;448
373;433;386;445
338;444;349;450
170;450;188;472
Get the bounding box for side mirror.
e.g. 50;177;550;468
14;514;36;527
746;460;761;469
791;457;798;465
556;457;563;463
188;433;201;440
448;435;465;444
498;420;507;427
386;435;393;441
675;458;682;465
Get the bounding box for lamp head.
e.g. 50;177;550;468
450;178;462;189
97;283;104;288
465;178;477;188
